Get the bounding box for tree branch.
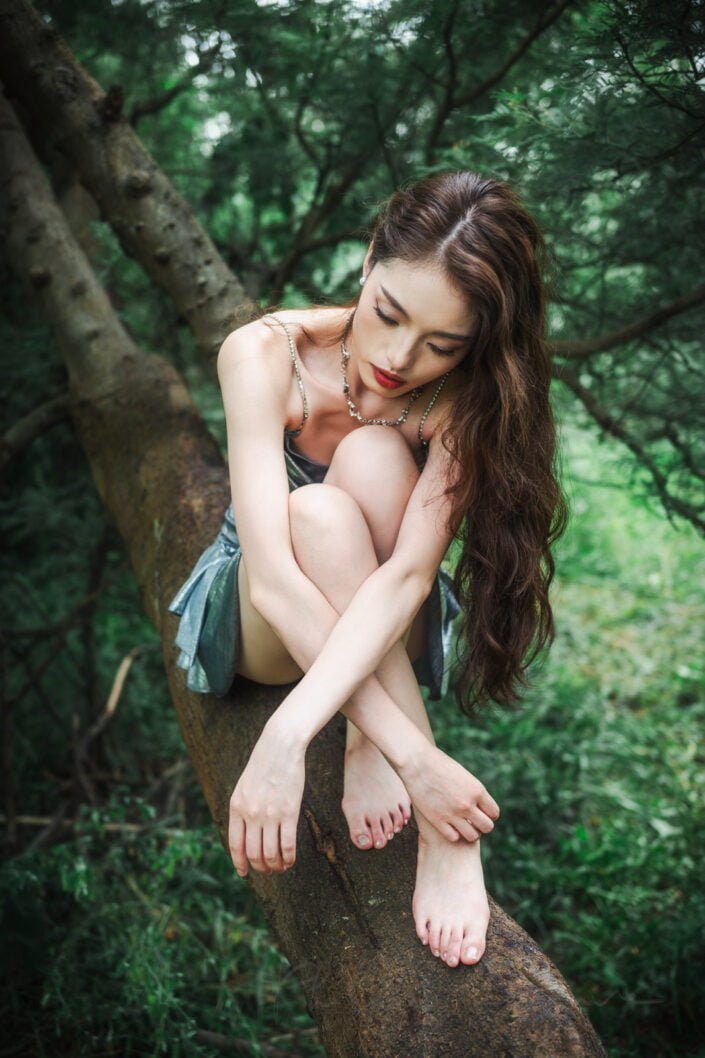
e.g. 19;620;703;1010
0;392;70;472
129;41;222;125
555;363;705;534
425;0;574;162
553;281;705;360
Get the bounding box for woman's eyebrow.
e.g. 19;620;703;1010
379;283;472;341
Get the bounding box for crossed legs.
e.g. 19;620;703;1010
236;427;490;965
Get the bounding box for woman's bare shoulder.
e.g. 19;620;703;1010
216;316;298;421
222;306;346;357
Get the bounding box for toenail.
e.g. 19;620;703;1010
432;949;440;956
441;952;447;960
449;957;458;966
375;839;384;848
387;831;393;839
358;835;371;846
465;945;478;960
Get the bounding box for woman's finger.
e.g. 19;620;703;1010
479;792;500;820
439;820;461;842
280;818;297;869
453;817;481;843
228;814;248;877
262;822;285;872
246;822;268;874
470;809;495;835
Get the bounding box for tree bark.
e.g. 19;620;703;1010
0;80;606;1058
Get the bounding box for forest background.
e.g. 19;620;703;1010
1;1;704;1056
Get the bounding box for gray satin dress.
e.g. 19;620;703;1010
168;314;462;700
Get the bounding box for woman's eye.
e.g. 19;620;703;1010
429;343;459;357
374;305;397;327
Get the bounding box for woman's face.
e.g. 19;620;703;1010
353;250;474;396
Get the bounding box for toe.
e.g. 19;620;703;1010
390;807;404;833
439;923;454;964
428;922;442;958
346;811;373;850
460;930;486;965
445;927;463;968
385;812;396;840
414;911;430;946
369;817;388;849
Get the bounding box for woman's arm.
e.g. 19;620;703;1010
219;322;432;764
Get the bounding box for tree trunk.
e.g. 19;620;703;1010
0;81;606;1058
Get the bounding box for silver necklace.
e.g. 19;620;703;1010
340;336;424;426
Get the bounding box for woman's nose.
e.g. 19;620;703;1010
386;340;414;375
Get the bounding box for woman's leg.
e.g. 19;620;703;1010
287;429;489;967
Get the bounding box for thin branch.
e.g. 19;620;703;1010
78;644;159;756
129;42;222;125
425;0;574;162
0;560;129;640
555;363;705;534
269;153;369;298
648;424;705;482
293;96;320;167
0;392;70;473
615;32;703;120
0;813;188;836
553;281;705;360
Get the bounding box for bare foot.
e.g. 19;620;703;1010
412;819;490;967
342;737;412;851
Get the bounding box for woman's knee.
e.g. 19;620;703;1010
329;426;419;493
323;423;417;505
288;482;367;536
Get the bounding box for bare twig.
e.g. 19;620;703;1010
556;363;705;534
129;42;222;125
553;281;705;360
425;0;574;162
0;392;71;473
0;813;188;836
615;32;703;120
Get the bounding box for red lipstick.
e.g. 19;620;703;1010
373;365;405;389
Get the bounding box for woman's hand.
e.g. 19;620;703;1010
398;743;500;842
228;717;307;877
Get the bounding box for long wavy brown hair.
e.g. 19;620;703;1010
259;170;568;714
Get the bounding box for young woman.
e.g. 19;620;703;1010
169;170;567;970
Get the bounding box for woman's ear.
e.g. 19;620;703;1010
362;241;375;277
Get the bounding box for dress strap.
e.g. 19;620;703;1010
262;313;309;437
418;371;451;450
